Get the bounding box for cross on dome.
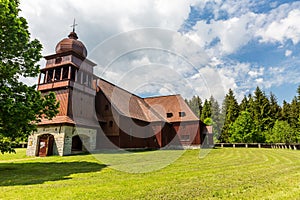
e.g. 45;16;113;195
70;18;78;32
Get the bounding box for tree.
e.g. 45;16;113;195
239;95;249;112
220;89;239;142
281;100;290;121
229;111;256;143
209;96;222;141
289;97;299;129
269;92;281;124
297;85;300;103
251;86;270;142
267;120;296;143
185;95;202;118
200;99;211;121
0;0;59;153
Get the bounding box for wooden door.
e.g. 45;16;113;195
38;134;54;157
38;137;48;157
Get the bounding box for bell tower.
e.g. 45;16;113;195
27;29;98;156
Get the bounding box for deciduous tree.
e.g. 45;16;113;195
229;111;256;143
0;0;59;153
267;120;295;143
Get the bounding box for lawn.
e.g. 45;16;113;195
1;148;300;199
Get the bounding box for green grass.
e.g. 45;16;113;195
1;148;300;199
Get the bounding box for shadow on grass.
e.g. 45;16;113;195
0;161;106;186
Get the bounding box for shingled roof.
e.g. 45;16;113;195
144;94;199;122
97;79;163;122
97;79;199;123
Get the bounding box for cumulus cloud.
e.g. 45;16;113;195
256;9;300;45
20;0;193;55
19;0;300;102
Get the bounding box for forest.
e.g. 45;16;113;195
185;86;300;144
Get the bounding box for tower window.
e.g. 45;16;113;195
109;121;113;127
54;68;61;81
179;112;186;117
105;105;109;111
46;70;54;83
70;68;76;81
62;66;69;80
166;113;173;118
39;73;45;84
55;57;62;64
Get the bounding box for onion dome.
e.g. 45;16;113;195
55;31;87;58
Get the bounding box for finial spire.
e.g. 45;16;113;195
70;18;78;32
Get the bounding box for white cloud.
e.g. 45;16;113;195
18;0;300;103
256;78;264;84
248;67;264;77
256;9;300;45
185;11;260;56
20;0;193;55
285;50;292;57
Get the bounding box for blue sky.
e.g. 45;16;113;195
20;0;300;104
179;0;300;103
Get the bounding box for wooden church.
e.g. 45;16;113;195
26;30;213;156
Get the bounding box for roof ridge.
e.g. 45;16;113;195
143;94;181;99
97;78;144;100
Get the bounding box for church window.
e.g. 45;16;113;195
82;73;87;85
105;105;109;111
77;71;82;83
86;74;91;87
179;111;186;117
166;112;173;118
89;76;93;87
109;121;113;127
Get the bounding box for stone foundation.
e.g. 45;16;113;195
26;125;97;156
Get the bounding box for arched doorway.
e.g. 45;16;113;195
37;134;54;157
72;135;83;152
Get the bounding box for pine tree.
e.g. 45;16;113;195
210;96;220;123
200;99;211;121
269;92;281;127
185;95;202;118
220;89;239;142
281;100;291;121
209;96;221;140
252;87;270;142
297;85;300;103
239;95;249;112
289;97;299;130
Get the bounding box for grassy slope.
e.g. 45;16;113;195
0;148;300;200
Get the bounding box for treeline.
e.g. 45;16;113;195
185;86;300;143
